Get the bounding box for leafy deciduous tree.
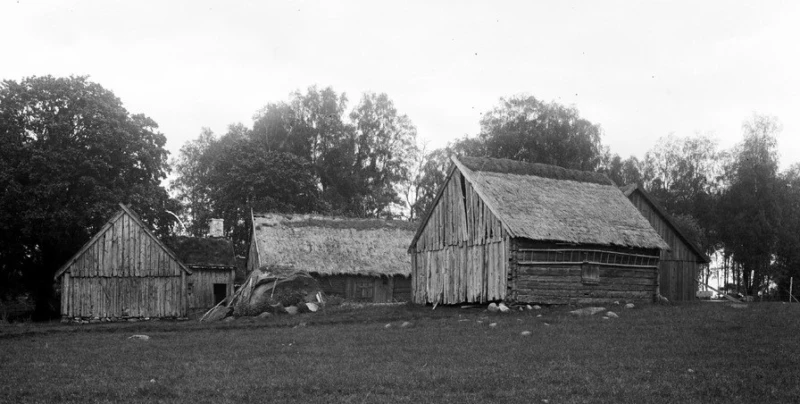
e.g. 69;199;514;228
0;76;176;316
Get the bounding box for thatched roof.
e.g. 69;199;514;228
251;213;416;277
167;236;237;269
621;184;710;262
450;156;670;250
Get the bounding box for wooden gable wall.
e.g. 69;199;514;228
627;190;705;301
58;208;187;319
410;169;508;305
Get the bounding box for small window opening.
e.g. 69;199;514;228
187;283;193;295
581;262;600;285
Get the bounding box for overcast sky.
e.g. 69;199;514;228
2;1;799;168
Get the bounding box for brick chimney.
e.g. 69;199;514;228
209;218;224;238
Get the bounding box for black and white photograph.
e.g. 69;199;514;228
1;1;799;403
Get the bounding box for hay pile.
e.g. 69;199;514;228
200;265;323;321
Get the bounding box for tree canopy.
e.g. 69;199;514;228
0;75;176;316
172;86;419;256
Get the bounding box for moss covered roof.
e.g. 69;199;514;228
167;236;236;268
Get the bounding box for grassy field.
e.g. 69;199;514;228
1;302;799;404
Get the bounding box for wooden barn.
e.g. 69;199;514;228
54;204;191;320
621;184;710;301
168;233;236;309
409;156;670;305
247;213;416;303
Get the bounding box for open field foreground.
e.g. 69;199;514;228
1;302;799;404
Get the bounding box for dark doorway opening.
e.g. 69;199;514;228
213;283;227;305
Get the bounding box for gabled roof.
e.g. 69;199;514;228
410;156;670;250
621;184;710;263
167;236;236;269
54;204;191;279
250;213;416;277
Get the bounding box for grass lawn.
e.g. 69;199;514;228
1;302;799;403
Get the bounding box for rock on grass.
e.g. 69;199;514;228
570;307;606;316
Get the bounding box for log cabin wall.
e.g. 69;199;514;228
410;170;508;304
59;210;187;319
316;274;412;303
626;190;704;301
187;268;235;309
512;240;661;304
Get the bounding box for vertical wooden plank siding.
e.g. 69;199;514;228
187;268;235;309
59;211;187;319
627;191;703;301
411;170;508;304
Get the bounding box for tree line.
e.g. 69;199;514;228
1;75;797;317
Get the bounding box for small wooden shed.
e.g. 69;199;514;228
54;204;191;320
247;213;416;303
621;184;711;301
168;236;236;309
409;156;670;305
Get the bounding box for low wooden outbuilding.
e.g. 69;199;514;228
409;156;670;305
247;213;416;303
54;204;191;320
168;236;236;309
621;184;711;301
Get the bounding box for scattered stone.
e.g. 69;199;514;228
285;306;299;315
257;312;272;319
306;302;319;312
498;303;510;313
536;314;542;318
400;321;412;328
223;316;236;322
521;331;532;336
543;323;550;326
570;307;606;316
606;311;619;318
613;301;620;305
526;305;533;310
687;369;695;373
127;318;139;323
297;322;307;327
128;334;150;341
533;305;542;310
657;295;670;304
696;290;714;299
625;303;635;309
602;316;609;320
150;379;156;383
143;317;150;321
385;323;392;328
458;319;470;322
487;303;499;312
519;307;524;311
730;303;748;309
489;322;497;328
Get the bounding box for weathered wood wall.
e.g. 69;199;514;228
60;211;186;318
316;274;411;303
511;241;661;304
187;268;235;309
627;191;704;301
411;170;508;304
